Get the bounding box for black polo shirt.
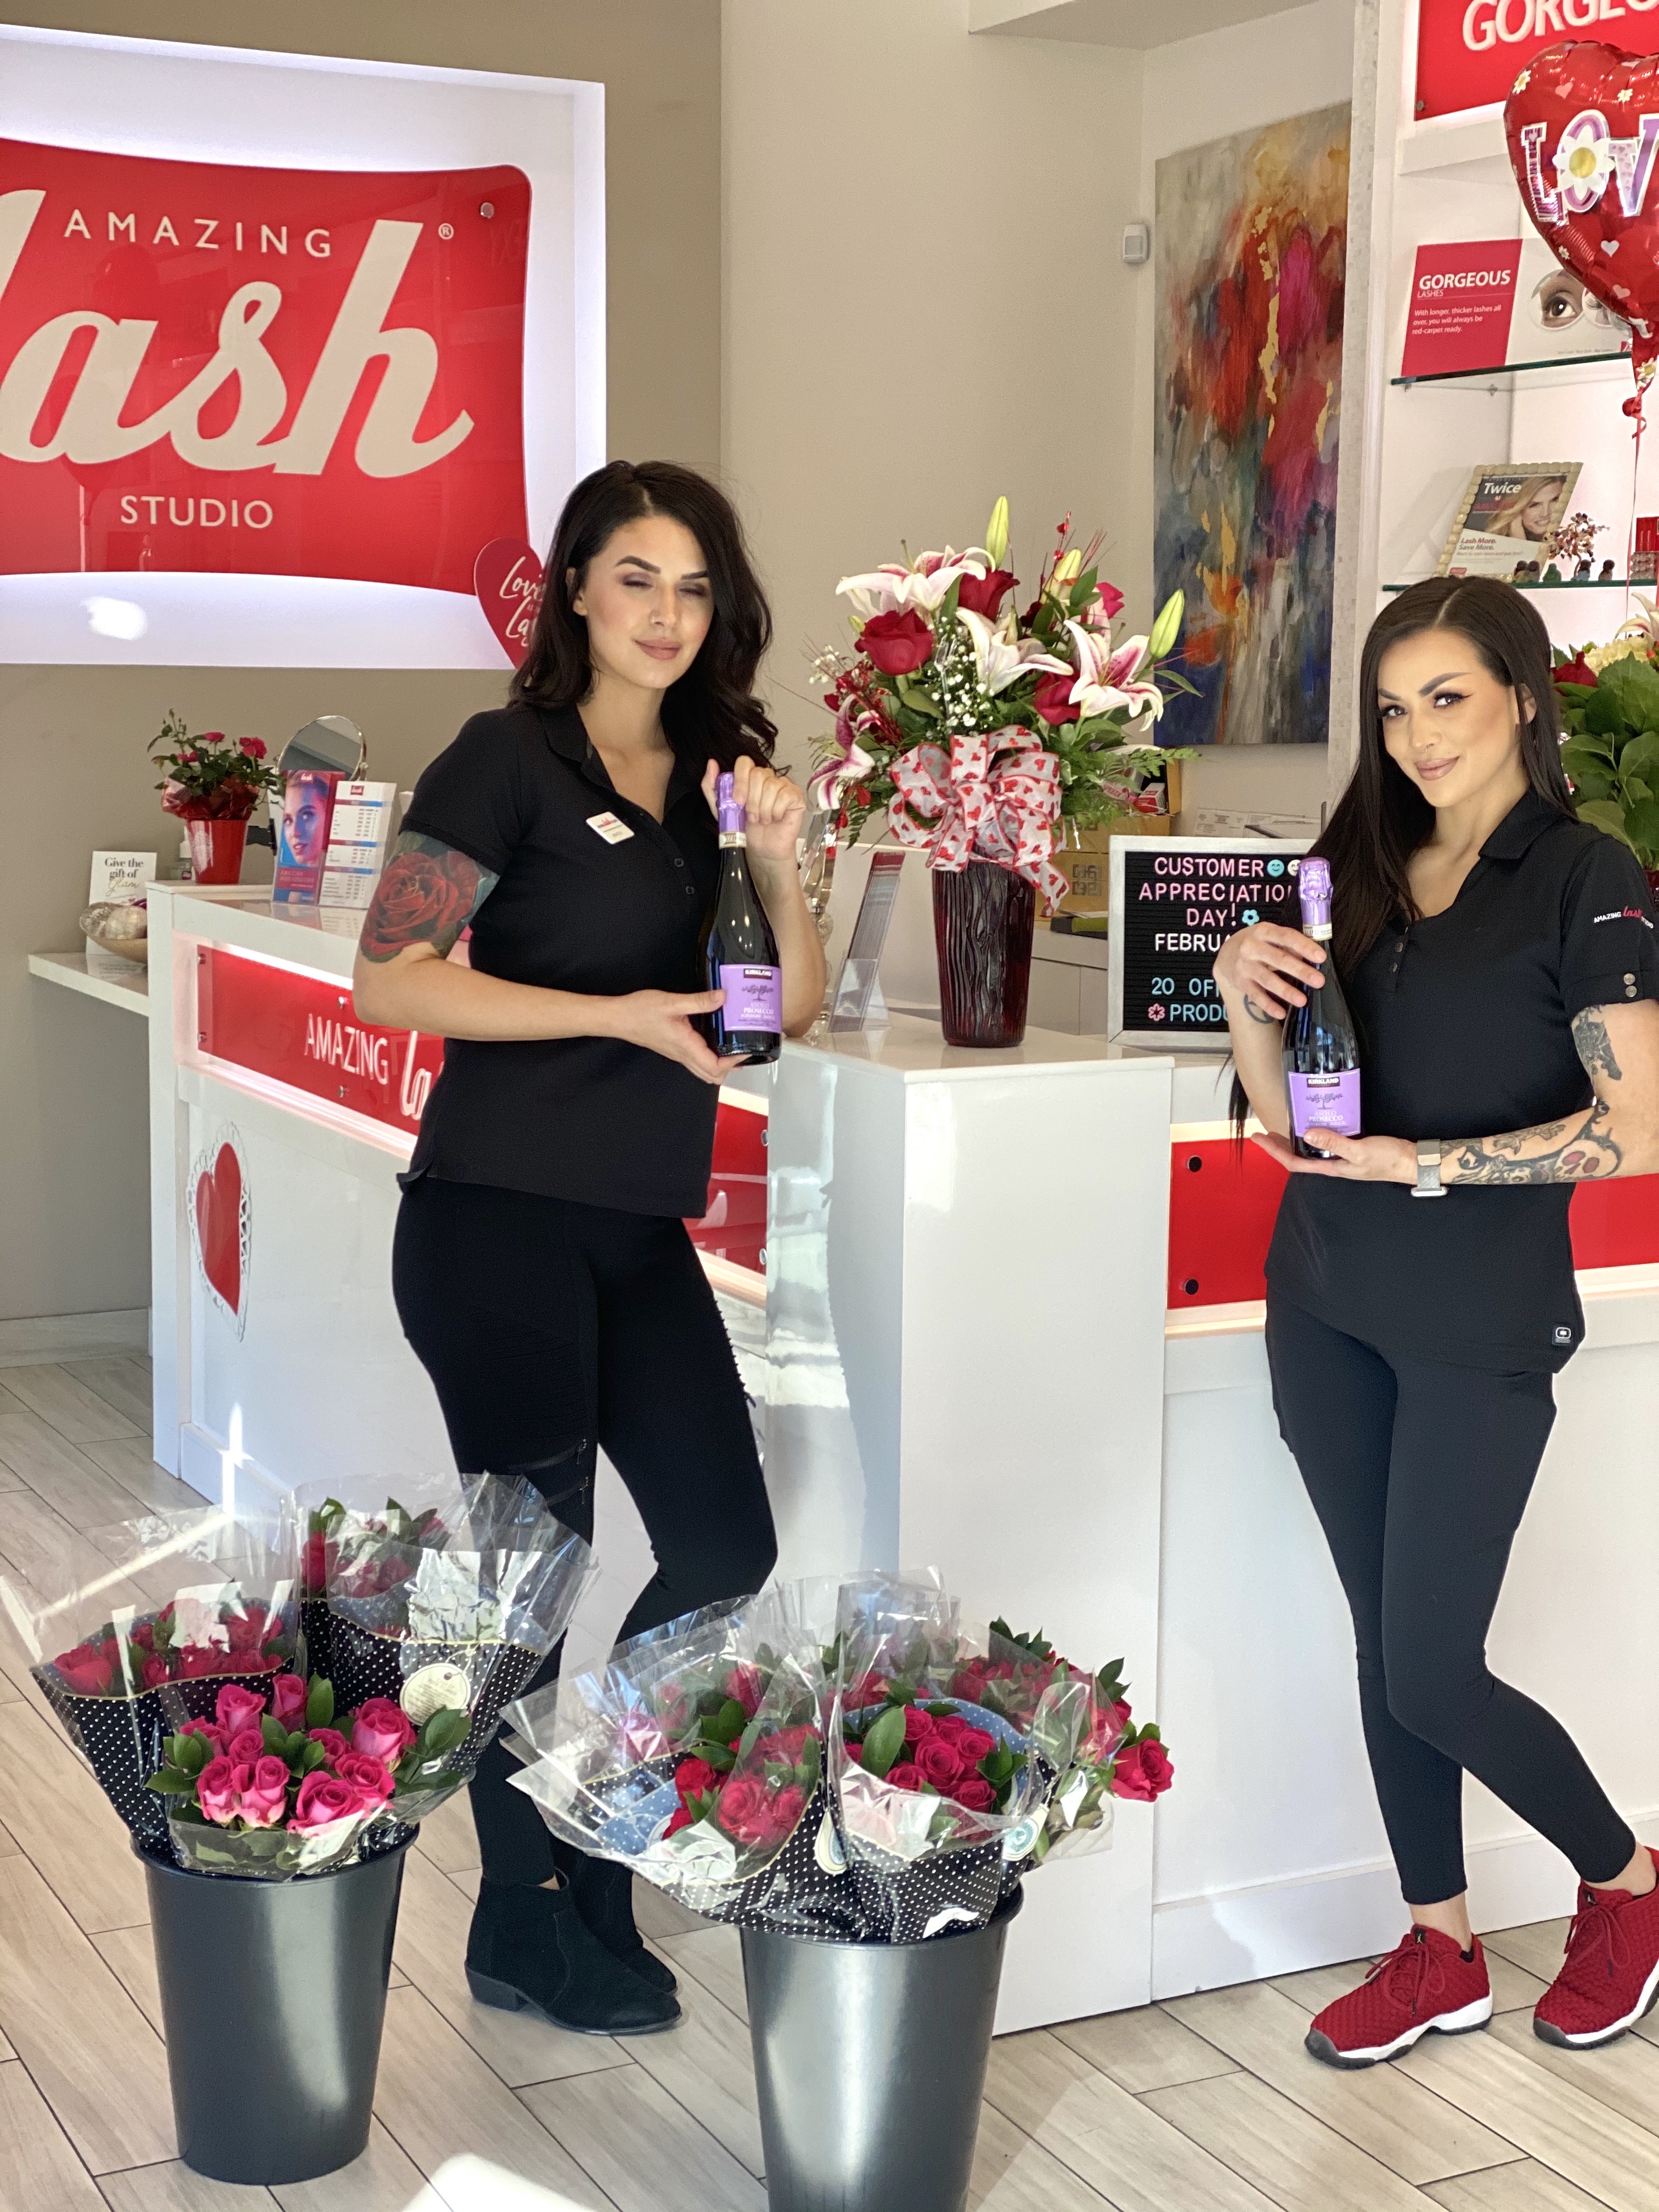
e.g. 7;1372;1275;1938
1267;792;1659;1370
399;702;721;1217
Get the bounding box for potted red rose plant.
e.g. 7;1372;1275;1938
149;707;283;884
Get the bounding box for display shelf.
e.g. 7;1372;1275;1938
27;950;151;1016
1392;351;1631;391
1384;577;1630;595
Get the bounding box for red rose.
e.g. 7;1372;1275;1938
916;1737;966;1791
760;1784;805;1844
1034;674;1080;726
131;1621;154;1650
954;1775;996;1812
664;1804;695;1838
238;736;267;758
224;1728;266;1766
200;732;224;743
957;568;1016;618
1096;582;1126;621
360;850;480;955
724;1665;764;1719
952;1726;996;1765
351;1697;417;1768
334;1750;397;1814
140;1655;170;1689
902;1705;936;1746
715;1775;773;1844
180;1718;227;1754
860;608;933;676
308;1726;352;1764
843;1742;864;1765
1554;653;1598;690
1111;1739;1174;1802
674;1756;718;1804
53;1643;112;1695
885;1761;924;1793
288;1770;359;1837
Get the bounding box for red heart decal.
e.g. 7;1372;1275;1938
1506;42;1659;414
475;537;545;665
194;1142;244;1321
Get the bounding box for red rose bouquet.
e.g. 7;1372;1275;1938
810;499;1194;877
507;1587;856;1937
148;1672;470;1880
0;1506;301;1850
294;1473;593;1803
149;707;283;823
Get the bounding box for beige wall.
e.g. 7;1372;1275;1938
721;0;1147;774
0;1;721;1323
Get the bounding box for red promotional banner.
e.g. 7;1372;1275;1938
0;139;529;591
1417;1;1659;120
1400;239;1523;374
194;945;444;1137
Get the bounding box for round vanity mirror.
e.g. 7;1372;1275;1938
279;715;365;778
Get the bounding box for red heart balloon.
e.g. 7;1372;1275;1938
475;537;545;665
194;1142;244;1321
1506;42;1659;416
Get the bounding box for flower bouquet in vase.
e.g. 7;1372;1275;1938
812;500;1192;1045
0;1506;300;1852
506;1583;859;1938
1554;608;1659;895
298;1472;594;1809
149;708;282;884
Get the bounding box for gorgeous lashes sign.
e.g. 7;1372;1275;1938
0;29;604;667
1418;1;1659;120
0;140;529;595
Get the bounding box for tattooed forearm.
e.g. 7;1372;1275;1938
1450;1098;1622;1185
358;832;499;963
1242;994;1280;1025
1572;1006;1623;1083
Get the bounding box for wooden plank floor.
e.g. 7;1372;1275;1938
0;1357;1647;2209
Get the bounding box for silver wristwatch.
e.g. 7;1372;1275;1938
1412;1138;1446;1199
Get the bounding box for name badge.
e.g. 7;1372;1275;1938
586;811;634;845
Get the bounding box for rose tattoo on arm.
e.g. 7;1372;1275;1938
358;832;499;963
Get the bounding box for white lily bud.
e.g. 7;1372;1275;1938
985;495;1009;572
1146;590;1184;663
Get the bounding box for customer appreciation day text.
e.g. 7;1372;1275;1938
1136;853;1296;952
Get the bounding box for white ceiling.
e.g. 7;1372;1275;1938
969;0;1317;49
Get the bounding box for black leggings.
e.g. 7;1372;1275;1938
392;1176;778;1887
1266;1296;1633;1905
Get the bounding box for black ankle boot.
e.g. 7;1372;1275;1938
466;1878;680;2035
552;1837;679;1996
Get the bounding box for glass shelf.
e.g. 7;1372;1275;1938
1384;577;1632;593
1392;350;1631;390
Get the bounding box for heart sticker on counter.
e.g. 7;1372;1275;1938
474;537;545;666
190;1132;250;1336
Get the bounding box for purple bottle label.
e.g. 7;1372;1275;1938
1297;855;1332;933
716;771;745;837
1288;1070;1361;1139
719;962;781;1031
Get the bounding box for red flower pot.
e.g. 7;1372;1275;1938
931;860;1035;1049
184;817;250;886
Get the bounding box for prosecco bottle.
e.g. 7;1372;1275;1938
1284;855;1362;1158
697;772;783;1064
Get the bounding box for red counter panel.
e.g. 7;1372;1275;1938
1168;1136;1659;1309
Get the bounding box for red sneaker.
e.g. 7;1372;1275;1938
1534;1849;1659;2049
1305;1927;1492;2068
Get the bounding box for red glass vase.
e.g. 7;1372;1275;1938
932;860;1036;1048
184;817;250;886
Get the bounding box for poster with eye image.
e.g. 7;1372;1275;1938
1514;233;1632;364
1108;836;1311;1045
1434;463;1582;580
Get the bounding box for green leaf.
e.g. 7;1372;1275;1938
1599;653;1659;733
895;675;941;719
301;1740;328;1773
307;1677;335;1729
421;1707;469;1756
146;1767;198;1795
1578;799;1638;851
707;1700;747;1746
176;1731;212;1775
1585;686;1630;740
703;1742;737;1773
260;1713;289;1754
1623;731;1659;785
860;1704;908;1781
1561;748;1614;800
1624;797;1659;864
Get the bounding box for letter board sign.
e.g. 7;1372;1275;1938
1108;835;1311;1043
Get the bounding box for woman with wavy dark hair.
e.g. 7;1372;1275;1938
353;461;823;2035
1217;577;1659;2068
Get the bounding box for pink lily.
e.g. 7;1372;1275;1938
1065;620;1165;728
838;547;990;621
956;608;1069;697
808;708;876;811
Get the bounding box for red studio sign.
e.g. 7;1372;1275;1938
1418;0;1659;119
0;138;529;593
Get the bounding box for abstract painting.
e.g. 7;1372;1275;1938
1154;105;1350;746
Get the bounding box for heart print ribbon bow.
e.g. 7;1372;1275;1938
887;730;1068;912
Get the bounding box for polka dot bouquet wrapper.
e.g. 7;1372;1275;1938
0;1505;300;1850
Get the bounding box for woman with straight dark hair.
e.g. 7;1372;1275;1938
1217;577;1659;2066
353;461;825;2033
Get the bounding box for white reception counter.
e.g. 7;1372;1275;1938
125;882;1659;2033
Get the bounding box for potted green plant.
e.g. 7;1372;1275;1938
1554;622;1659;891
149;709;284;884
